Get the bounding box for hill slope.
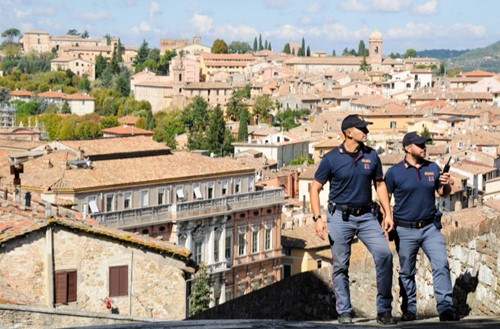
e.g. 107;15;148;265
417;41;500;72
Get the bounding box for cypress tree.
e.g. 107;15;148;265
238;109;249;142
188;263;211;317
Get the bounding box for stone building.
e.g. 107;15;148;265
0;197;193;319
0;136;286;307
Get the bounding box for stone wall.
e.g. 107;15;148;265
192;211;500;320
0;304;154;329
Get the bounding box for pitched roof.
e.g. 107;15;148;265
281;224;330;249
0;198;191;260
102;125;153;136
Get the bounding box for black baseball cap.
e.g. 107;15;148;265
341;114;373;131
403;131;431;147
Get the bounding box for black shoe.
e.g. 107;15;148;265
439;309;460;322
401;312;416;322
338;312;353;324
377;312;397;325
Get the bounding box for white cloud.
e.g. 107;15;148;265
149;1;162;20
306;2;323;13
262;0;290;10
340;0;413;12
14;8;31;18
413;0;438;15
131;22;152;34
80;10;109;20
212;24;259;42
300;15;312;25
386;21;486;40
189;13;213;34
339;0;368;12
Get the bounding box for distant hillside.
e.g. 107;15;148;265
417;49;469;60
417;41;500;73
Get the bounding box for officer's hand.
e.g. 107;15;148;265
439;172;451;185
315;219;327;240
383;213;394;232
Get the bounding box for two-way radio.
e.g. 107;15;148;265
442;157;452;173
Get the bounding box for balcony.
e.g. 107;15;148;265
91;188;285;229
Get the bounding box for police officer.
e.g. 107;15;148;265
310;114;397;325
384;131;459;322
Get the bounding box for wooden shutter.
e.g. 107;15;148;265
67;271;77;302
109;265;128;297
55;272;68;304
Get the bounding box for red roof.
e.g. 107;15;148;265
9;89;33;97
101;125;153;136
460;70;495;77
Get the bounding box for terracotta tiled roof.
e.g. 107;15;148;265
38;90;66;98
9;89;33;97
102;125;153;136
118;115;141;125
3;148;254;192
460;70;495;78
285;56;362;65
64;93;94;100
281;224;330;249
201;53;256;61
0;198;191;259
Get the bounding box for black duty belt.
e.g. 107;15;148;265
336;204;373;216
396;217;434;229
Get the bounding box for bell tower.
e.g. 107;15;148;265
369;29;383;69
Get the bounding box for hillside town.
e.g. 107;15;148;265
0;27;500;328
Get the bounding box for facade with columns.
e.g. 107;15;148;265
9;136;285;307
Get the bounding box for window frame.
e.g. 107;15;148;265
109;265;128;297
55;270;77;305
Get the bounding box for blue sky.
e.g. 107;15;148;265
1;0;499;54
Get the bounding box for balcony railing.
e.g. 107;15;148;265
91;188;285;229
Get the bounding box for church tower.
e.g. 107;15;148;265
368;29;383;70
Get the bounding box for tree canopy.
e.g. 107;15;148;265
211;39;228;54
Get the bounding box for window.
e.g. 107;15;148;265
208;182;214;199
214;229;221;262
105;194;114;212
234;179;241;194
251;225;259;254
140;190;149;207
225;233;233;259
88;196;99;213
194;241;203;264
124;192;132;209
55;270;77;304
390;121;397;129
193;184;203;199
283;264;291;278
221;180;228;195
109;265;128;297
264;222;272;251
157;188;165;205
248;177;254;192
238;226;246;256
176;186;185;202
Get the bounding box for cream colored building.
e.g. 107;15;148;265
51;56;96;80
2;136;286;306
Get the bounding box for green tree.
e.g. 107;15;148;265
100;115;119;129
56;115;78;139
78;75;91;92
258;34;263;51
306;46;311;57
211;39;228;54
404;48;417;58
332;49;336;56
1;28;21;43
110;44;120;74
188;263;212;317
268;42;272;51
61;100;71;114
237;108;249;142
114;69;131;96
67;29;79;36
145;110;155;130
225;92;246;121
228;41;252;54
253;37;257;52
75;120;102;139
290;156;314;165
80;30;89;38
100;66;113;88
116;39;123;63
133;40;150;73
357;40;367;57
283;43;291;54
153;110;185;149
0;87;10;105
206;105;227;156
360;54;372;73
95;54;107;78
252;95;273;124
183;96;209;132
420;126;432;142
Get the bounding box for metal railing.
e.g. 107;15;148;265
91;188;285;229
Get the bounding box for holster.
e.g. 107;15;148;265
434;210;443;230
